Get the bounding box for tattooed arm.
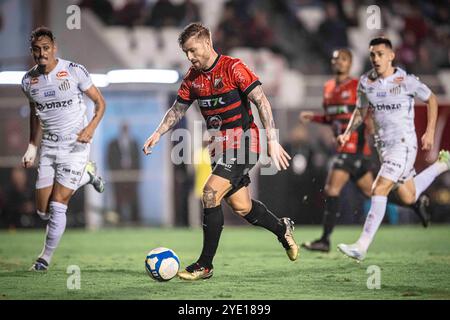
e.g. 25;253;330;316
337;107;368;146
247;86;277;141
248;85;291;170
142;100;189;155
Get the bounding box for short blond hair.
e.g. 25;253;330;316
178;22;211;46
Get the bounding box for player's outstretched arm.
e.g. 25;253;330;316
337;107;367;146
78;85;106;143
142;101;189;155
247;85;291;170
421;92;438;151
22;102;41;168
299;111;326;124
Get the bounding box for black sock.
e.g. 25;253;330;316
321;196;339;241
197;205;224;269
243;200;284;237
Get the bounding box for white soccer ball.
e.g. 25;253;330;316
145;247;180;281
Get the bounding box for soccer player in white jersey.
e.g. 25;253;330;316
336;37;450;261
21;27;106;271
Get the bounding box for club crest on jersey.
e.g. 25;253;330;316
207;115;222;130
56;71;68;79
214;76;223;89
59;79;71;91
31;77;39;84
389;85;401;95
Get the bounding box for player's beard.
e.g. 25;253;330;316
35;56;48;68
335;69;347;76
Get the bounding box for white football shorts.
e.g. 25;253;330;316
36;141;90;191
376;138;417;184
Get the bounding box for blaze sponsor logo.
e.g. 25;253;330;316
31;77;39;84
369;103;401;111
56;71;68;79
207;115;222;130
44;90;56;97
198;97;226;107
36;99;73;111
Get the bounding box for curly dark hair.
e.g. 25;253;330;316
29;26;55;44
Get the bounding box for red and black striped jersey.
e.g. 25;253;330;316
314;78;371;155
177;54;260;156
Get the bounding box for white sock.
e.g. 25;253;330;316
413;162;448;201
38;201;67;264
79;169;91;186
37;210;50;221
357;195;387;252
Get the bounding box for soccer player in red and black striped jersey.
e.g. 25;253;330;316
299;49;375;252
142;23;298;280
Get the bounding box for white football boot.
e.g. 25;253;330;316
337;243;366;262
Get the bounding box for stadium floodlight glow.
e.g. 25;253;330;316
107;69;179;84
91;73;109;87
0;71;26;84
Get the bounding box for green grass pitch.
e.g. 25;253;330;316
0;226;449;300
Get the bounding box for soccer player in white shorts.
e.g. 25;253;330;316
21;27;106;271
336;37;450;261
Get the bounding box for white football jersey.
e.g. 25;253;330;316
21;58;93;145
357;67;431;145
